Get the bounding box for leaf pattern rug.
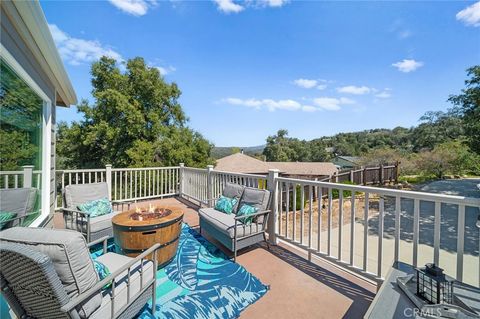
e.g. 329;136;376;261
95;223;269;318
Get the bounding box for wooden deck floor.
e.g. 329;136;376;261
53;197;376;319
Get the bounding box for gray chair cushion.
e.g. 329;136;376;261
0;227;102;318
199;208;263;239
90;253;154;319
222;182;245;212
64;182;109;209
65;210;121;233
237;187;271;223
0;188;37;223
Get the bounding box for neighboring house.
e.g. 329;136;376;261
332;156;361;169
215;153;338;180
0;1;77;226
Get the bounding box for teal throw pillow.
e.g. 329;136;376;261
93;260;112;289
78;198;113;217
0;211;17;230
214;195;238;214
236;204;258;225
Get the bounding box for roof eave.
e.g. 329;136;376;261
8;0;77;106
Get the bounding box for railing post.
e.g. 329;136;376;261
22;165;34;188
362;166;367;185
207;165;214;207
179;163;185;197
395;161;400;183
106;164;112;201
379;164;384;185
267;169;280;245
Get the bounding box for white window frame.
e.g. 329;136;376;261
1;44;52;226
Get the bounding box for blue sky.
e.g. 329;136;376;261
42;0;480;146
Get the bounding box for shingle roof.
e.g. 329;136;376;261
215;153;338;176
215;153;271;174
267;162;338;176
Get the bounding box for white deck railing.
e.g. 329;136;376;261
0;166;41;189
275;176;480;286
4;163;478;286
55;165;179;207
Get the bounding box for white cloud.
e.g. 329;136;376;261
392;59;424;73
301;105;318;112
375;89;392;99
398;30;412;39
336;85;371;95
214;0;244;13
313;97;355;111
152;65;176;75
214;0;288;13
456;1;480;27
389;20;412;39
293;78;318;89
48;24;122;65
259;0;289;7
223;97;321;112
293;78;329;90
108;0;157;16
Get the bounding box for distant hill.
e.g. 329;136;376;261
212;145;265;159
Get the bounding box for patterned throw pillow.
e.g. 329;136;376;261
0;211;16;230
236;204;258;225
93;260;112;289
78;198;113;218
214;196;238;214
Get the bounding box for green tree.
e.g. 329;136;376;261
57;56;213;169
411;111;464;151
448;66;480;154
263;129;293;161
415;140;480;178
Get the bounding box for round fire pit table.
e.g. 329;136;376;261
112;206;184;268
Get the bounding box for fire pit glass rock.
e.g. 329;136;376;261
130;205;172;221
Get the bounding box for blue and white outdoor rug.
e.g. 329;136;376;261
93;223;269;319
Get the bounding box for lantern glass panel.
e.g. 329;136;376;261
415;266;454;305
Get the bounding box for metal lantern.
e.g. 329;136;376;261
416;263;455;304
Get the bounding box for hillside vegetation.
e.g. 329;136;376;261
262;66;480;179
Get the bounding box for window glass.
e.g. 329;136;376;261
0;59;43;226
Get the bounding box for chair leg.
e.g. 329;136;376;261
264;233;270;250
151;283;156;315
233;239;237;262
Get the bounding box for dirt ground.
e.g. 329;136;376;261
277;195;381;245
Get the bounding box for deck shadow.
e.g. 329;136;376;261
254;242;375;319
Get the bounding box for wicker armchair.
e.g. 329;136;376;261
61;182;132;242
0;227;159;319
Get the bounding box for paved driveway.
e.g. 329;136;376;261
367;179;480;255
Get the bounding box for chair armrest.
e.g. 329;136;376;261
234;210;271;220
87;236;110;254
111;200;134;204
60;243;161;313
111;200;133;210
200;196;221;208
1;210;39;223
60;207;90;217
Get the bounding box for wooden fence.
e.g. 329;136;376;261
323;162;399;185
